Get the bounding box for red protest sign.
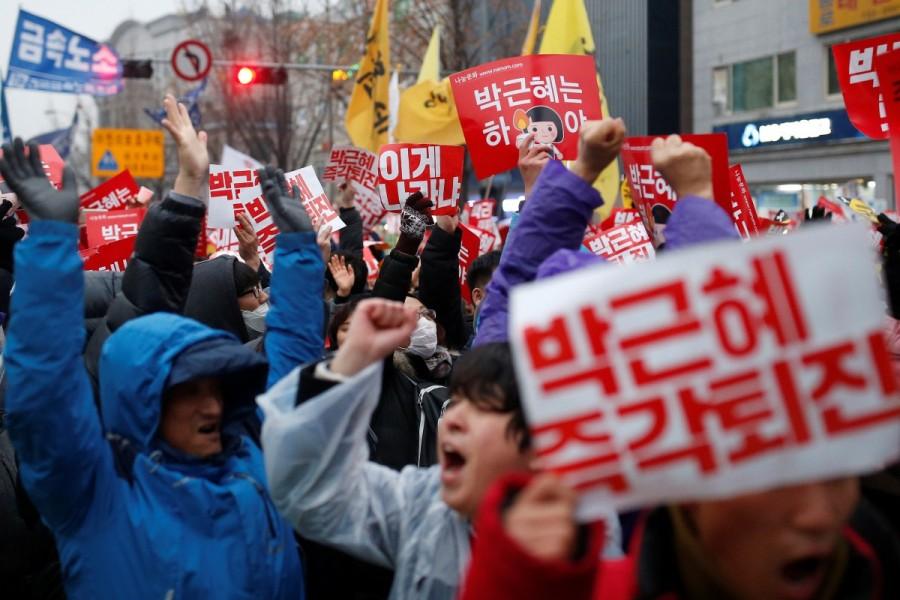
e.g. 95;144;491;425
511;224;900;515
284;167;346;233
621;134;730;243
323;145;379;192
600;208;641;231
728;165;761;240
458;223;489;304
355;188;387;232
79;170;140;210
363;243;380;288
466;199;496;231
833;34;900;139
451;54;602;180
84;208;146;249
583;221;655;265
377;143;464;216
876;48;900;204
83;236;136;272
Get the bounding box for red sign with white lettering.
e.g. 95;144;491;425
377;143;464;216
79;170;140;210
833;33;900;139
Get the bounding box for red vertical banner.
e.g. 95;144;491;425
876;49;900;205
728;165;761;240
832;34;900;140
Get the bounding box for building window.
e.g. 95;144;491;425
826;46;842;97
714;51;797;115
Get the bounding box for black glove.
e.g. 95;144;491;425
0;138;79;224
0;200;24;273
878;213;900;319
258;166;314;234
804;206;832;222
394;192;434;255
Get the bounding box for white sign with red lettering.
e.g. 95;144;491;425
323;145;379;191
207;165;281;256
284;167;346;233
511;224;900;518
583;222;655;265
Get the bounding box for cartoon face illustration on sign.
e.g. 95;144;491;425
514;106;565;159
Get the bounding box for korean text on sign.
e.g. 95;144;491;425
84;209;145;249
833;33;900;139
79;170;140;210
510;224;900;519
284;167;347;233
207;166;280;256
583;222;655;266
450;54;602;180
6;9;121;96
621;134;731;244
92;129;165;179
323;146;379;193
377;143;464;216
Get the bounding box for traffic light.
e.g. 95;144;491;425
230;65;287;86
331;69;349;82
121;59;153;79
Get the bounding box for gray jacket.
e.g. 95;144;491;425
259;361;621;600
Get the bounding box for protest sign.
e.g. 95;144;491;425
621;134;730;243
363;242;381;287
451;54;602;180
220;144;263;171
207;166;279;255
466;199;496;232
728;165;762;240
284;167;346;232
79;170;140;210
84;208;145;248
875;48;900;204
355;189;387;231
510;224;900;518
582;221;655;265
323;146;379;192
83;236;136;272
377;143;464;215
832;33;900;139
600;208;640;232
458;223;487;304
5;9;121;96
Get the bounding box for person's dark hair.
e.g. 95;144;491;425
466;250;502;292
449;342;529;450
524;106;564;143
233;260;260;297
327;298;361;349
325;251;368;296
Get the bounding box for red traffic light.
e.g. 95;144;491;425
236;66;257;85
230;65;287;86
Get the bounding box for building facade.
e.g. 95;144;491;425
694;0;899;212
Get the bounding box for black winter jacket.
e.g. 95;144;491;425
419;226;471;350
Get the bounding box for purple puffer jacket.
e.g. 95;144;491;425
473;160;739;347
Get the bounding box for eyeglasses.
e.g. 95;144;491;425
418;308;437;321
240;285;263;299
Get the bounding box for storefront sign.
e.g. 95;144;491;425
713;110;866;151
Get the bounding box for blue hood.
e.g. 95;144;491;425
99;313;268;454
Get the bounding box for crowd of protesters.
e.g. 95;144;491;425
0;93;899;600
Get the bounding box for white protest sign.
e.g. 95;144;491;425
220;144;263;171
510;224;900;520
284;167;346;233
207;165;279;255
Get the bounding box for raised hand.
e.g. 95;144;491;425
258;166;313;234
328;254;356;298
517;133;551;196
317;224;333;264
336;181;356;209
234;212;261;271
0;139;78;224
650;134;713;201
160;94;209;199
571;118;627;184
330;298;418;377
504;473;579;562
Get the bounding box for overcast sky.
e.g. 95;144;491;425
1;0;184;138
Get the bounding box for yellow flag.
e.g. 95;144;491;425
521;0;542;55
394;78;465;145
539;0;620;217
345;0;391;152
417;25;441;84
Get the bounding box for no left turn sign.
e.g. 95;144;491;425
171;40;212;82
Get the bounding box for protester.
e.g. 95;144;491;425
259;119;633;600
0;97;306;598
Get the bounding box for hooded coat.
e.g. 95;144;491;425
4;221;304;600
184;254;251;343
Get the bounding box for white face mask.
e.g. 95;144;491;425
406;316;437;358
241;301;269;336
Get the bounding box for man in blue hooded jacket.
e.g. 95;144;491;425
0;96;306;599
